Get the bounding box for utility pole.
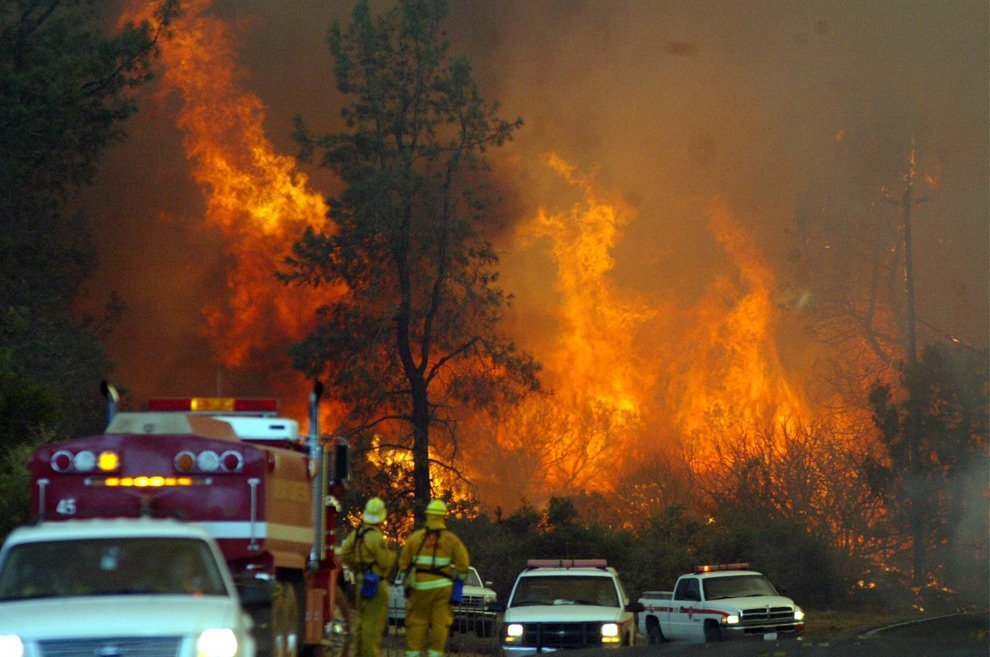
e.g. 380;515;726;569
900;144;924;367
890;140;928;586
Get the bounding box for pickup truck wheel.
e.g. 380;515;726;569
646;617;664;644
703;620;723;643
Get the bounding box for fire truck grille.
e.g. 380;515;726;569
38;636;181;657
739;606;796;624
520;622;605;649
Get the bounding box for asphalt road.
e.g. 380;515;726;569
388;612;989;657
608;612;988;657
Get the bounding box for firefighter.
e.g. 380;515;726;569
338;497;396;657
398;499;470;657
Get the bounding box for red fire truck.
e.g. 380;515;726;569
27;382;350;657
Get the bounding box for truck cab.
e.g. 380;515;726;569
0;517;255;657
500;559;641;655
638;563;804;643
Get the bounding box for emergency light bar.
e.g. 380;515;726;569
147;398;279;414
694;563;750;573
85;476;209;488
526;559;608;569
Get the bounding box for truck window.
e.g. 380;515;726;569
0;537;228;600
511;575;619;607
673;577;700;601
702;574;777;601
465;568;482;587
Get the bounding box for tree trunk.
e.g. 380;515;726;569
411;375;431;523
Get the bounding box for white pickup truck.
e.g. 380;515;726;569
0;517;255;657
499;559;642;655
638;563;804;643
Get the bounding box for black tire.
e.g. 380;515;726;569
703;620;722;643
646;617;663;645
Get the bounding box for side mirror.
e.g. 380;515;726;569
332;442;349;483
626;601;644;613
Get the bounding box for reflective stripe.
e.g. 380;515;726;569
427;651;444;657
405;652;420;657
413;555;451;566
413;578;453;591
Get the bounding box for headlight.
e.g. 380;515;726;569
0;636;24;657
794;607;805;621
723;614;740;625
197;628;238;657
600;622;620;641
505;623;524;638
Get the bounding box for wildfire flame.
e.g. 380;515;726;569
527;154;656;418
476;162;812;501
122;2;817;506
672;198;808;464
496;155;656;494
121;0;342;418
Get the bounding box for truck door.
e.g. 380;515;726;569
669;577;701;640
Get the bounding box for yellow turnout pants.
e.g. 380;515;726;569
404;586;453;657
353;580;389;657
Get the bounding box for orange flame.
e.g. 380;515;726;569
121;0;345;421
122;0;339;373
671;198;808;465
503;155;656;493
122;3;827;508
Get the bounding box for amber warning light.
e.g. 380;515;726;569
147;398;278;413
694;563;750;573
85;476;209;488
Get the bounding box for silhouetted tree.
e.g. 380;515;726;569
0;0;175;538
289;0;539;516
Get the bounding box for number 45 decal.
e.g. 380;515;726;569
56;498;77;515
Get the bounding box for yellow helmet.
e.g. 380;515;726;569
362;497;386;524
425;499;448;517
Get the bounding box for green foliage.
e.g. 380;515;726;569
289;0;538;508
868;343;989;588
0;429;55;542
0;362;61;448
705;515;844;607
622;506;702;598
0;0;174;443
449;496;858;608
0;0;174;536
